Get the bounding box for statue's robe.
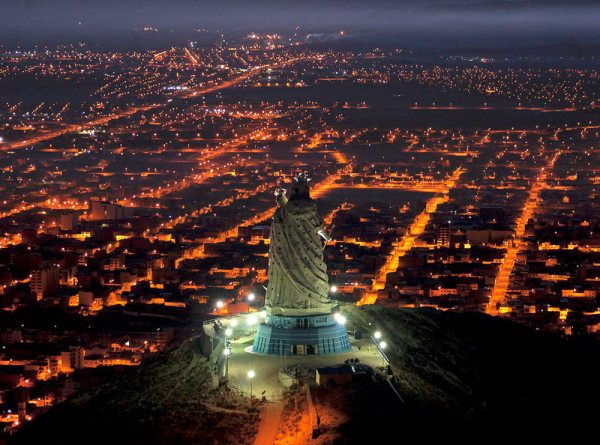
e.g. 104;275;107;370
265;197;331;311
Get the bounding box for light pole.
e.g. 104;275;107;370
229;319;237;337
247;370;255;398
371;332;387;365
372;331;382;353
247;314;257;334
333;312;346;325
223;347;231;377
379;341;387;365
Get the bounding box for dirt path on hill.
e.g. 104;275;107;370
254;399;286;445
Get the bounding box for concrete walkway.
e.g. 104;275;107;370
213;332;384;443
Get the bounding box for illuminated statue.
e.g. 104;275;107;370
265;172;333;314
253;172;350;355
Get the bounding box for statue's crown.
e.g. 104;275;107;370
293;171;311;183
290;171;311;200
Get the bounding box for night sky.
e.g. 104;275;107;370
2;0;600;49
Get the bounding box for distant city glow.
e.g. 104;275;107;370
0;15;596;438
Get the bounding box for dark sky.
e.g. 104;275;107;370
2;1;600;48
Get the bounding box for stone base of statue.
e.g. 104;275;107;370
252;307;351;356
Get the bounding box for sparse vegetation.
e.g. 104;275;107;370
13;307;600;444
10;337;259;445
338;305;600;443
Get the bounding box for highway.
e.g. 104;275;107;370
486;151;561;315
359;167;465;306
0;58;301;153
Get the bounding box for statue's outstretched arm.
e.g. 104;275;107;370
318;228;332;242
318;226;332;242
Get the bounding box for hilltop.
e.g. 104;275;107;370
8;306;600;444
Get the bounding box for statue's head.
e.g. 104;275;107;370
289;172;311;200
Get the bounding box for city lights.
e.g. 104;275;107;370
1;13;598;441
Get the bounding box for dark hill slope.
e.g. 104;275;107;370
9;337;258;445
9;308;600;444
342;305;600;443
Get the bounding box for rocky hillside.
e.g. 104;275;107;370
9;337;258;445
340;305;600;443
9;306;600;444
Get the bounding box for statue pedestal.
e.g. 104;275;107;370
252;312;351;356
